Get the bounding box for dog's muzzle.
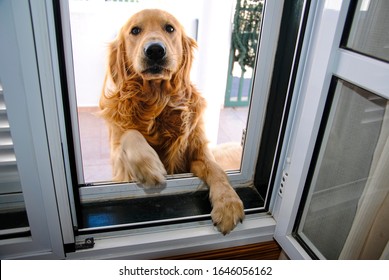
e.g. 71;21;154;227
143;42;167;74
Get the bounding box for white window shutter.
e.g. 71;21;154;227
0;83;23;204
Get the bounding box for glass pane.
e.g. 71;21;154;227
295;79;388;259
346;0;389;62
0;83;30;237
68;0;263;183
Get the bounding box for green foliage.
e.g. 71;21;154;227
232;0;263;71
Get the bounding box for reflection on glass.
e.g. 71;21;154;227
296;79;388;259
346;0;389;62
0;84;29;236
69;0;263;183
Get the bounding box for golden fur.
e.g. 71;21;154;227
99;9;244;234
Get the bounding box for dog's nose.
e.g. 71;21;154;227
144;42;166;61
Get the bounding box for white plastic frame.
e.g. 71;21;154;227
0;0;65;259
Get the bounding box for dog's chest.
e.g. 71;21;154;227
137;103;189;143
147;106;192;173
156;109;184;133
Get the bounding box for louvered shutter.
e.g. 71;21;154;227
0;83;24;210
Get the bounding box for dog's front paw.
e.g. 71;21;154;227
210;187;245;235
124;148;167;187
120;131;167;187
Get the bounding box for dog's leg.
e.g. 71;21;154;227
191;154;245;234
118;129;167;187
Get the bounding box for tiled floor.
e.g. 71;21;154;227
78;107;249;182
78;108;111;182
217;107;248;144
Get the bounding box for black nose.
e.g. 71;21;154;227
144;42;166;61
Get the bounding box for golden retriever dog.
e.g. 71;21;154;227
99;9;244;234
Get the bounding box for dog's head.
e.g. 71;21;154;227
105;9;196;93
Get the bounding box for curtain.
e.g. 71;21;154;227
339;101;389;259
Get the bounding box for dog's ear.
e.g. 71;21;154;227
103;34;128;97
179;34;197;85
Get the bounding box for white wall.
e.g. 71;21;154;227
195;0;234;144
69;0;234;144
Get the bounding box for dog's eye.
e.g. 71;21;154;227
165;24;175;33
131;27;141;35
